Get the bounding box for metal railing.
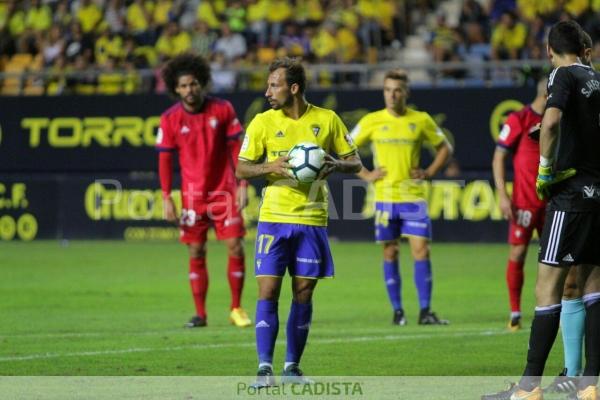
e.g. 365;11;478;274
0;59;553;95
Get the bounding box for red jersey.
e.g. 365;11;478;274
157;97;243;208
497;105;546;209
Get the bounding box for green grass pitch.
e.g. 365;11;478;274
0;240;564;377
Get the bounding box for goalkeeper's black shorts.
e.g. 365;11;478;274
538;209;600;266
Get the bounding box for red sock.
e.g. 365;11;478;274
506;259;524;313
228;255;245;310
189;257;208;318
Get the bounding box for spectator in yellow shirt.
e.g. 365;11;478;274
25;0;51;32
246;0;268;46
7;1;26;38
564;0;589;19
0;2;8;31
337;25;359;63
77;0;102;33
266;0;293;45
153;0;173;28
197;0;220;30
295;0;324;27
327;0;360;30
127;0;155;44
311;21;337;62
517;0;558;22
155;21;191;60
428;13;459;62
491;11;527;60
95;27;124;66
356;0;381;48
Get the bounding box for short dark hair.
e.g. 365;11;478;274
548;20;584;56
581;29;592;50
162;53;211;97
384;69;409;82
269;57;306;94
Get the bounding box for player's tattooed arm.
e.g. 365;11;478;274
236;157;293;179
318;153;362;180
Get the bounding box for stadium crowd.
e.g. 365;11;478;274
1;0;600;94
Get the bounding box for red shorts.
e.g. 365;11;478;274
179;202;245;244
508;206;546;245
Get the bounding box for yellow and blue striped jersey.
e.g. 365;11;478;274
240;103;356;226
351;107;446;203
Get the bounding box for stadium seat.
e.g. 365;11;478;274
1;57;28;95
257;47;276;64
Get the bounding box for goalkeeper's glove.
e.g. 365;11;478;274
536;165;577;200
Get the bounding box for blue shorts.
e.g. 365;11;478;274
254;222;334;279
374;202;432;241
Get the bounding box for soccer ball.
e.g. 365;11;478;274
287;142;327;183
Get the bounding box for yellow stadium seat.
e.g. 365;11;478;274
257;47;276;64
9;53;33;67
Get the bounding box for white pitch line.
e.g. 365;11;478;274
0;325;510;340
0;328;523;362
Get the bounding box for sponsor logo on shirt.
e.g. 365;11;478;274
583;184;599;199
409;123;417;132
180;125;190;134
209;117;218;128
275;131;285;138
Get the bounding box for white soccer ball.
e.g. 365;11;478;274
287;142;327;183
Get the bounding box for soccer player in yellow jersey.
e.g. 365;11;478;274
236;57;362;385
351;69;453;326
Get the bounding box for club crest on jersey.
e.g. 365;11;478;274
311;124;321;136
180;125;190;134
209;117;218;128
275;131;285;138
408;123;417;132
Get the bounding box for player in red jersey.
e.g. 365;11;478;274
157;53;251;328
492;78;547;331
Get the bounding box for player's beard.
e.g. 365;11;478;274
182;92;205;111
268;94;293;110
